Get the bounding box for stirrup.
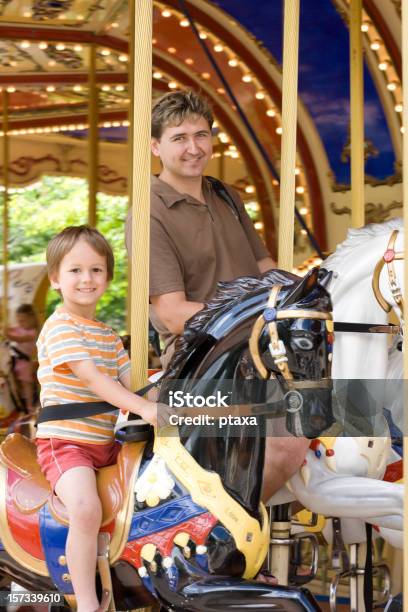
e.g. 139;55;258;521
97;533;115;611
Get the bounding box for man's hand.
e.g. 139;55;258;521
150;291;204;335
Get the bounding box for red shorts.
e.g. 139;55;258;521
36;438;121;491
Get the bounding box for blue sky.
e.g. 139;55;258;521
215;0;395;182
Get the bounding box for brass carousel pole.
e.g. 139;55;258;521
349;0;365;229
349;3;367;609
129;0;152;393
401;0;408;601
88;44;98;227
2;91;9;331
126;0;136;336
270;0;300;588
277;0;300;272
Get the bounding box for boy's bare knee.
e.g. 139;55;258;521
69;498;102;531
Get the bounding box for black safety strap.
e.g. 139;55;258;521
36;379;161;424
334;322;400;335
206;176;241;223
11;346;31;361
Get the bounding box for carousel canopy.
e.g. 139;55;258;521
0;0;403;259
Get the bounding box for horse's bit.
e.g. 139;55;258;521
249;283;332;384
372;229;404;318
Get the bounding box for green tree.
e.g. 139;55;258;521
2;176;129;332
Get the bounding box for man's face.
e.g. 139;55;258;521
151;115;213;180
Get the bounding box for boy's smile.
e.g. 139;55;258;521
50;239;109;319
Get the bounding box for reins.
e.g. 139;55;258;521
328;228;403;337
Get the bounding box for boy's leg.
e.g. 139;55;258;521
55;466;102;612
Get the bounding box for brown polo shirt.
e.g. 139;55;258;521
125;175;270;367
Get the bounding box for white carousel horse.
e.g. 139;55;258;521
269;218;404;546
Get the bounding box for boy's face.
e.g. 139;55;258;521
50;238;109;319
151;115;212;181
16;313;32;329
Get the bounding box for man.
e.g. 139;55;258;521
125;90;309;500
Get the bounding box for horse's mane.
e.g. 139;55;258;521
324;217;403;273
164;269;299;379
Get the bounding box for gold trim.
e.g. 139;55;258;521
372;258;392;313
286;378;331;390
249;283;332;380
249;314;268;379
0;465;48;576
276;309;332;320
154;430;268;579
64;594;77;610
372;230;404;314
109;442;146;564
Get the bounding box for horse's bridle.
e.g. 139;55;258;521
372;229;404;318
249;284;332;385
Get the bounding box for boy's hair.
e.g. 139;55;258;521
16;303;39;327
151;90;214;139
46;225;114;281
16;303;36;316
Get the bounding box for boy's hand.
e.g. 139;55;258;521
121;402;178;430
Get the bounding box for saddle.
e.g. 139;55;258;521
0;433;144;526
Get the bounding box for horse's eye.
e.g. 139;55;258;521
292;336;314;350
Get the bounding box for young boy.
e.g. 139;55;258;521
36;225;157;612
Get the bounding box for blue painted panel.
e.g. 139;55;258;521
39;505;73;595
129;496;205;541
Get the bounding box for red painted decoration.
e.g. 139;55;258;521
326;449;335;457
383;460;403;483
383;249;395;263
309;440;320;451
6;469;45;560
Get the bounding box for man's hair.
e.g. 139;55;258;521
151;90;214;139
46;225;114;280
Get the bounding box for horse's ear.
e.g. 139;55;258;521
280;267;319;307
318;268;333;289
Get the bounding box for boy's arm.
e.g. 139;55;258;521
67;358;157;427
6;328;36;342
119;369;131;390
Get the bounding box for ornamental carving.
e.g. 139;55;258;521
391;0;401;17
4;155;61;177
0;43;28;68
0;155;127;195
45;45;83;70
341;136;379;163
32;0;74;20
0;0;12;15
330;200;402;224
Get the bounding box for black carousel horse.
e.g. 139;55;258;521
0;268;333;611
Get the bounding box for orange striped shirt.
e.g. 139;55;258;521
36;307;130;444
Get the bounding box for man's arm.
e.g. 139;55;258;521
257;256;277;273
150;291;204;336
